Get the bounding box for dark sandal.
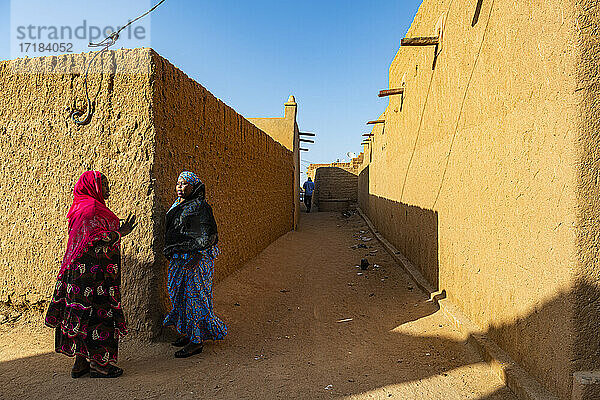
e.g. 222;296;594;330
90;365;123;378
171;337;190;347
174;343;203;358
71;365;90;379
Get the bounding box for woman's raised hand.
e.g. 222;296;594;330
119;214;137;237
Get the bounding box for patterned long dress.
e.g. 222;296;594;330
45;234;127;366
163;246;227;343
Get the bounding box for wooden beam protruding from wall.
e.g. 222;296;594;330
299;138;314;143
379;88;405;97
299;132;316;137
401;36;439;46
367;119;385;125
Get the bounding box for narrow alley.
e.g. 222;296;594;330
0;212;515;399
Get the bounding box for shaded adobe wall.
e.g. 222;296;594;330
313;167;358;206
358;0;588;397
0;49;159;338
150;52;295;325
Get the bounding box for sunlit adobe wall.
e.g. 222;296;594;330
0;48;295;340
358;0;599;397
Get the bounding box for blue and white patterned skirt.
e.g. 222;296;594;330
163;246;227;343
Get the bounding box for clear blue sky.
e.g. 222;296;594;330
0;0;422;181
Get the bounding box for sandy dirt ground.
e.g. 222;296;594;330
0;211;516;400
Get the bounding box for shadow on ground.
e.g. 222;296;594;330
0;212;518;399
357;167;600;399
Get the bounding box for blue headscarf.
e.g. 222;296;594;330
169;171;203;212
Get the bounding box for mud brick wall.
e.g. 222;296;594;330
0;48;294;340
358;0;600;397
248;96;300;231
312;167;358;206
0;49;159;337
151;53;294;316
573;0;600;386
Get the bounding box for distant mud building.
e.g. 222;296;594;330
307;153;363;211
306;153;363;181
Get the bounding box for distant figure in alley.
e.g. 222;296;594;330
163;171;227;358
45;171;136;378
303;177;315;213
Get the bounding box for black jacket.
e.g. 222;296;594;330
164;184;218;257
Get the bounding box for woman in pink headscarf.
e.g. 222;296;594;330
45;171;136;378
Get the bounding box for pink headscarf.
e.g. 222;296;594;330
59;171;120;277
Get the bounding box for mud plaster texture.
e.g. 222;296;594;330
248;97;301;231
0;48;295;341
313;167;359;206
574;0;600;396
358;1;599;398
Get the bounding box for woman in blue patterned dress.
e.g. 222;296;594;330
163;171;227;358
